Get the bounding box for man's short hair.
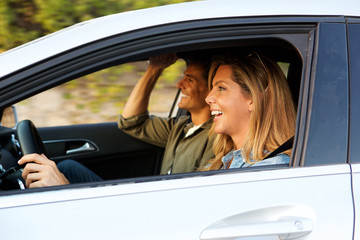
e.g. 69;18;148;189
178;50;213;82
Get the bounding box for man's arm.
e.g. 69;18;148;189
122;53;177;118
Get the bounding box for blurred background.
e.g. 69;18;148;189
0;0;194;52
0;0;194;126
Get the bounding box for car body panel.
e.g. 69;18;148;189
0;165;353;239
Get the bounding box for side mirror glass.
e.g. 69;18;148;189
1;106;18;128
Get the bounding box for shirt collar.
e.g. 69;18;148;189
222;149;245;169
183;116;213;134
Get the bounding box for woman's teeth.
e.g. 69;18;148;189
211;110;223;116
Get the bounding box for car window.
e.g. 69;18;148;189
14;60;185;127
349;22;360;163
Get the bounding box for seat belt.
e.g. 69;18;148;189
263;136;294;160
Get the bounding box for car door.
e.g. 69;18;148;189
0;17;354;239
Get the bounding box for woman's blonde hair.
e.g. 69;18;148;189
206;53;296;170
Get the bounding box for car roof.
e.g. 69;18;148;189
0;0;359;78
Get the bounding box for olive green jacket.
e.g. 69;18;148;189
118;112;214;174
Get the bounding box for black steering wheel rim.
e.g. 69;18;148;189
16;119;46;156
0;119;44;190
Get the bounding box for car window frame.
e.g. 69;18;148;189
1;17;341;195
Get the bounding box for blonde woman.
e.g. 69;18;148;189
205;53;296;170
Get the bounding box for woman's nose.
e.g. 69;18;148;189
205;90;215;105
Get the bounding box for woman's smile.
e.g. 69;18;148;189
206;65;253;148
211;110;223;121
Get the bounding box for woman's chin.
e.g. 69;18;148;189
213;125;225;135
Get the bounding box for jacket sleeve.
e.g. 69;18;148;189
196;133;216;171
118;111;177;148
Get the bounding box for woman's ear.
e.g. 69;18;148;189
248;98;254;112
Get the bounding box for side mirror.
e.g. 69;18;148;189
0;106;18;128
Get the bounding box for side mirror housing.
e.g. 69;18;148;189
1;106;18;128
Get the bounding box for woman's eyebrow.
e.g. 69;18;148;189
213;80;227;86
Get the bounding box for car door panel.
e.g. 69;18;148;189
38;122;164;180
0;164;353;239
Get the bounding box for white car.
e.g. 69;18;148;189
0;0;359;239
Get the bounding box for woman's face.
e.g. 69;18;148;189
205;65;253;147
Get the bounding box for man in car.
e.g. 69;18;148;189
119;53;214;175
18;52;215;187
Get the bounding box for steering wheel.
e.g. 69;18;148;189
16;119;46;156
0;119;46;190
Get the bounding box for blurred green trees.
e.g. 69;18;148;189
0;0;194;52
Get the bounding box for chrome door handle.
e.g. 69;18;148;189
66;142;96;155
200;217;312;240
200;205;314;240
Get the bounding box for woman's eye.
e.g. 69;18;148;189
218;86;225;91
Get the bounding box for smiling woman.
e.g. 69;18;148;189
205;54;296;170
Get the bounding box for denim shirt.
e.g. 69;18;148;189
221;149;289;169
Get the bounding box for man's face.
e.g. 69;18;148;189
176;62;209;114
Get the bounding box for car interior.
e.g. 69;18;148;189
0;36;303;191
